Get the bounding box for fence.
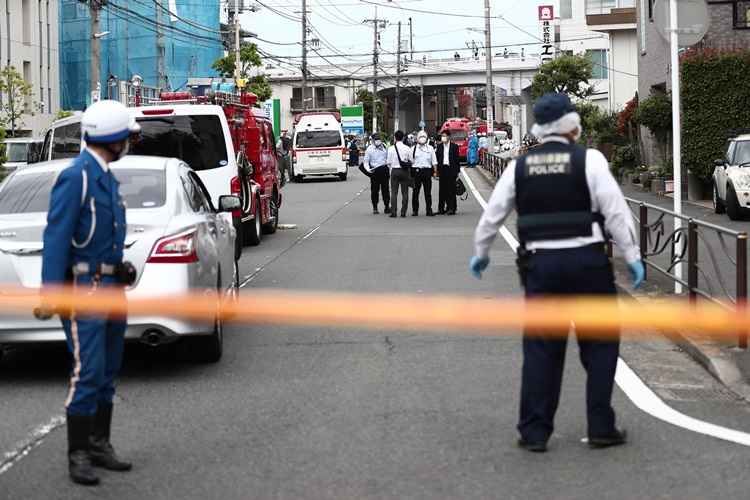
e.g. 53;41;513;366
479;152;750;348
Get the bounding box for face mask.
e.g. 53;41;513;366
374;140;383;147
441;136;449;143
418;137;427;145
107;139;130;162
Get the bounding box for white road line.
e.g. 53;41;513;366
0;415;65;475
461;167;750;447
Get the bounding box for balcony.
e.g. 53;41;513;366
290;96;337;112
586;7;636;31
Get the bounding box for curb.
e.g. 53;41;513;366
474;163;750;401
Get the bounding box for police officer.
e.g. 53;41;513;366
39;100;139;485
361;133;390;214
469;93;645;453
411;130;437;216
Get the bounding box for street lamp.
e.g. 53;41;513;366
131;74;143;106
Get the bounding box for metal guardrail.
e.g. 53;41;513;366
479;152;750;348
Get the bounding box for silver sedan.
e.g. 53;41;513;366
0;156;240;363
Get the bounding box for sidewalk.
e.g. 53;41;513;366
474;163;750;401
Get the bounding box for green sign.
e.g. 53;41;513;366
263;98;281;137
340;105;364;135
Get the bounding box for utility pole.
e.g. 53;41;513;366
408;17;413;61
301;0;308;111
394;21;401;132
156;0;166;89
234;0;241;83
484;0;494;134
364;8;386;134
89;0;102;104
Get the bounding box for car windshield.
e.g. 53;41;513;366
0;168;167;214
296;130;342;148
132;115;228;171
6;143;29;162
735;141;750;165
449;130;468;141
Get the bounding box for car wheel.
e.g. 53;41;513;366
338;173;348;181
295;174;304;183
186;283;223;363
713;183;726;214
262;194;279;234
726;184;742;220
243;197;262;246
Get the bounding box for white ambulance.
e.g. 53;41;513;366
291;112;348;182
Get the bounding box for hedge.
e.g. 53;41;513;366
682;49;750;182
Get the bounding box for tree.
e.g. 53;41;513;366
636;91;672;164
0;127;6;182
212;43;272;101
355;88;384;136
0;65;37;137
530;54;594;100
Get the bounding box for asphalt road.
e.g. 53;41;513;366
3;167;750;499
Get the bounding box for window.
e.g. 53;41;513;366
115;169;167;209
640;0;647;53
189;173;215;212
586;49;609;79
733;141;750;165
735;1;750;29
52;123;82;160
648;0;654;21
181;175;206;213
586;0;634;14
295;130;342;148
132;115;229;171
22;62;32;111
560;0;573;19
6;142;30;163
22;0;31;45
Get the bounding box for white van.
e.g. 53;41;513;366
292;112;347;182
39;113;84;162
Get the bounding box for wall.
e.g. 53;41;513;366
0;0;59;136
60;0;222;110
608;29;638;110
269;78;361;132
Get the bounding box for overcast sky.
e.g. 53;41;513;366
240;0;548;69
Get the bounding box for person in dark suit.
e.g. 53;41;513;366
435;130;461;215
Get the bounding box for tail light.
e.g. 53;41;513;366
341;147;347;162
148;229;197;263
292;149;297;164
230;176;242;217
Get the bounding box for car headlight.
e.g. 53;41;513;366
734;174;750;189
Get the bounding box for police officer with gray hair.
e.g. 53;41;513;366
469;93;645;453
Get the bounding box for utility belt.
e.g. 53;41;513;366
69;261;137;286
515;242;607;289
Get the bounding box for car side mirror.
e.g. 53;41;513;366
218;195;242;213
714;159;726;168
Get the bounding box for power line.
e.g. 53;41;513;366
152;0;229;34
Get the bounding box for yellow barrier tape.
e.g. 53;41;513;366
0;285;745;340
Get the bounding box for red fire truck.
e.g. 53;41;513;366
439;118;470;160
128;89;282;251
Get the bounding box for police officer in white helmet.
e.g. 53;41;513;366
469;93;645;453
39;100;140;485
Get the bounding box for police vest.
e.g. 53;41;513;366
514;141;602;244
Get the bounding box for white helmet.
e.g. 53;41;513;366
81;100;139;144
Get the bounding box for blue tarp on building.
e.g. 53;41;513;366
60;0;223;110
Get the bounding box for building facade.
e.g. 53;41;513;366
60;0;222;110
636;0;750;165
0;0;60;136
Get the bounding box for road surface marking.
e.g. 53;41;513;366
0;415;65;475
461;167;750;447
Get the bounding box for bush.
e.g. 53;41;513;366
636;92;671;143
681;49;750;182
611;143;640;172
617;96;638;138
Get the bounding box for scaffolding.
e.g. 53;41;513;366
60;0;223;110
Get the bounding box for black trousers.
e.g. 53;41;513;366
438;172;457;213
369;166;390;209
390;168;411;215
518;244;619;443
412;169;433;214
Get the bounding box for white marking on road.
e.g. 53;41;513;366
0;415;65;475
461;167;750;447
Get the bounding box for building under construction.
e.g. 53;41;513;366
60;0;223;110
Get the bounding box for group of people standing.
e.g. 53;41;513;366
359;129;461;217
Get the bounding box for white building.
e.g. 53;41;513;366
0;0;59;137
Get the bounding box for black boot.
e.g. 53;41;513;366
90;403;132;472
67;414;100;486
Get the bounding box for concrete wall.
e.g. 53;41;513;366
269;79;361;132
0;0;59;136
608;29;639;111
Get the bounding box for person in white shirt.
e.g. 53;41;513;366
411;130;437;216
386;130;414;218
362;133;390;214
469;92;645;453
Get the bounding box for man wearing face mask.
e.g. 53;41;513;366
469;93;645;453
38;100;139;485
435;130;460;215
411;130;437;216
362;133;390;214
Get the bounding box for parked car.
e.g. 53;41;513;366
0;156;240;363
3;138;43;172
712;134;750;220
38;112;84;162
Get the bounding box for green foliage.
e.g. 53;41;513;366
0;65;36;137
531;54;594;100
212;43;272;101
55;109;75;120
577;102;620;148
0;127;7;182
355;88;384;136
635;91;671;143
681;49;750;182
611;143;640;173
